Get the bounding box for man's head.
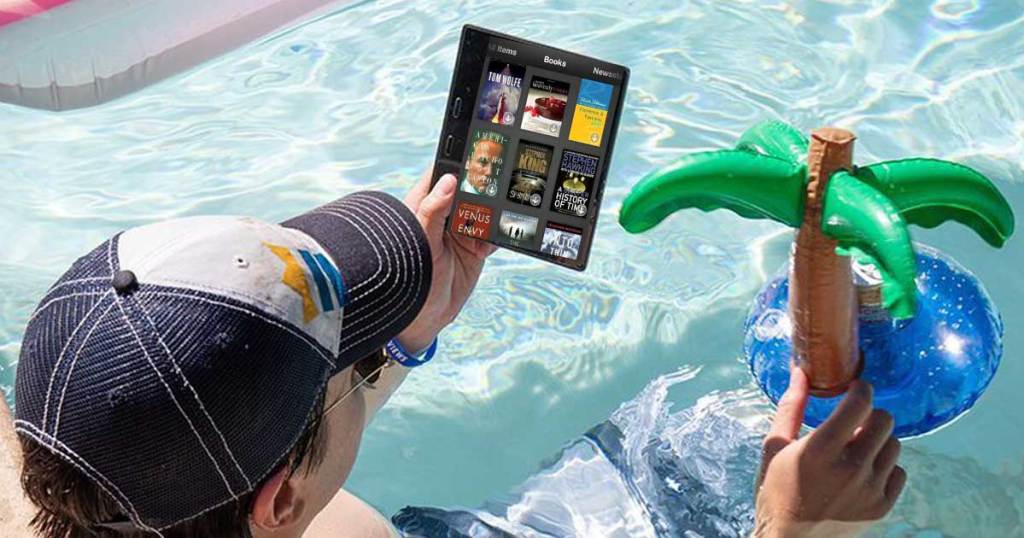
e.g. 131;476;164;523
19;362;368;537
464;138;503;194
14;192;431;536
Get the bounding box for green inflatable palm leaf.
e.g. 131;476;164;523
619;120;1016;320
854;158;1015;247
735;120;809;164
822;172;917;319
618;149;805;233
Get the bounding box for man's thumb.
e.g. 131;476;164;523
769;364;810;442
757;366;809;489
417;174;456;246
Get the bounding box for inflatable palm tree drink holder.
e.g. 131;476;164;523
620;122;1015;438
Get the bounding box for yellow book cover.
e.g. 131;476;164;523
568;79;613;146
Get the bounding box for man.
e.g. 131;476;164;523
3;171;904;537
461;136;503;196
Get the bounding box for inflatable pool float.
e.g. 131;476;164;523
619;121;1015;437
391;374;1024;536
0;0;347;111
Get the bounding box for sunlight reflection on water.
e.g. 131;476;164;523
3;0;1023;531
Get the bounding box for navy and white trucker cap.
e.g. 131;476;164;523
14;191;431;532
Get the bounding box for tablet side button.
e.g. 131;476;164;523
444;134;455;157
452;97;463;119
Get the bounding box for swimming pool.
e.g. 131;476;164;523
2;0;1023;534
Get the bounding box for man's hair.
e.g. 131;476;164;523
18;391;327;538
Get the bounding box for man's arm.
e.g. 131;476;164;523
357;169;494;428
308;169;496;537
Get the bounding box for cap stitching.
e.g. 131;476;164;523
338;195;417;310
107;235;115;272
106;234;116;274
42;289;113;431
134;289;335;368
26;291;111;326
307;207;384;293
143;370;331;531
343;195;414;307
44;276;110;296
334;205;415;351
143;276;293;323
18;369;331;534
307;204;383;293
51;297;116;437
13;420;164;537
18;375;332;532
114;296;238;500
335;196;424;353
330;204;413;328
313;206;395;309
145;370;331;531
135;295;254;490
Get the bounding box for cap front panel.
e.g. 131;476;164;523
117;216;345;355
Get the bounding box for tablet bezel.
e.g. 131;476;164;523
432;24;630;271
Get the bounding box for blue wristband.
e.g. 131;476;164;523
385;337;438;368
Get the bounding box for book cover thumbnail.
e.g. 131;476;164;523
506;141;553;208
568;78;613;147
521;76;570;138
497;210;539;248
451;201;493;240
550;150;599;218
540;222;583;261
460;129;509;198
477;60;526;126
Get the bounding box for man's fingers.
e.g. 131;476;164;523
760;365;809;482
812;379;874;450
417;174;456;248
873;437;901;479
758;436;792;488
846;409;894;465
451;227;498;260
881;465;907;512
404;167;434;213
769;364;810;442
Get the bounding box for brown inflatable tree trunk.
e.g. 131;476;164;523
789;128;862;397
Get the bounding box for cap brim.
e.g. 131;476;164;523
283;191;432;371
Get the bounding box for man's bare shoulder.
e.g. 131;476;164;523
305;488;396;538
1;393;36;538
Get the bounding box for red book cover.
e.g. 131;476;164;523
451;201;494;240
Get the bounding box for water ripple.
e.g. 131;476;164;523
2;0;1023;526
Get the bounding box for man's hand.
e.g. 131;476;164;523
398;169;496;352
754;366;907;537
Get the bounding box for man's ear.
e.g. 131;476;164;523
250;465;306;531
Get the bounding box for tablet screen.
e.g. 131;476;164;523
437;26;628;271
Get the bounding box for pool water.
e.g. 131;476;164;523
3;0;1023;534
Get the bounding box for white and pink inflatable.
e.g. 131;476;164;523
0;0;345;111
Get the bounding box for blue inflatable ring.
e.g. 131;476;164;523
745;244;1003;438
